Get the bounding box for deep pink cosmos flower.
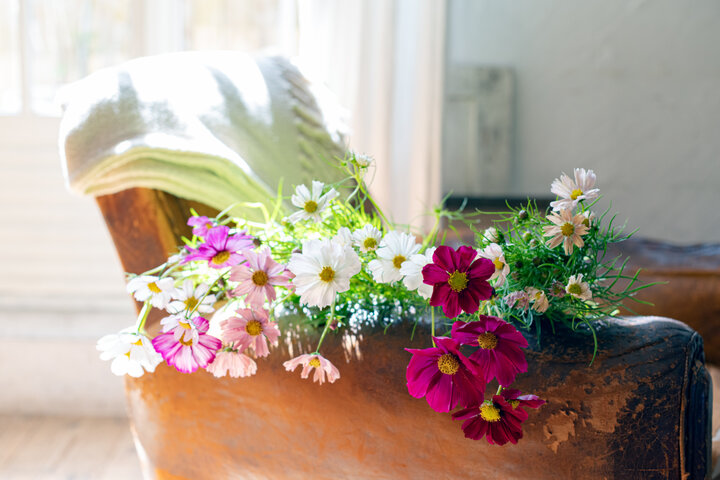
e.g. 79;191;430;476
151;316;222;374
219;308;280;358
422;246;494;318
452;393;529;445
451;316;528;386
405;336;485;413
229;247;293;308
183;225;254;269
187;215;216;237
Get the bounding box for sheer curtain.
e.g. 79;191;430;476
296;0;446;231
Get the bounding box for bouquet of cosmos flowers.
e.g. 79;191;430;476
97;156;647;446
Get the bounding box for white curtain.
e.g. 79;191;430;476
296;0;446;231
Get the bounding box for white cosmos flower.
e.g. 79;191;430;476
550;168;600;211
477;243;510;286
543;209;589;255
368;231;421;283
565;274;592;301
399;247;436;299
288;181;339;224
97;328;162;377
126;275;176;309
525;287;549;313
332;227;354;248
353;153;373;169
352;224;382;253
287;239;361;308
167;280;216;315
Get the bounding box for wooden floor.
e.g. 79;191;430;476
0;416;142;480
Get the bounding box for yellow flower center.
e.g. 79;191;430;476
477;332;498;350
570;188;583;200
509;400;520;409
252;270;269;286
436;353;460;375
125;338;144;358
184;297;199;311
567;283;583;295
211;251;231;265
363;237;378;250
582;217;590;227
148;282;162;294
179;321;192;330
318;266;335;283
179;335;194;347
447;271;468;292
493;258;505;271
480;404;502;422
245;320;263;336
308;357;322;368
304;200;318;213
392;255;407;269
205;222;213;229
560;222;575;237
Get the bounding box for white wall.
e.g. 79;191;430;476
448;0;720;243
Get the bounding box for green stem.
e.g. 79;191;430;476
430;307;436;347
136;301;151;334
314;300;335;353
185;270;229;319
495;384;503;396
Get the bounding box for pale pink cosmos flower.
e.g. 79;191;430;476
477;243;510;286
220;308;280;357
525;287;549;313
543;209;589;255
550;168;600;211
151;317;222;374
206;349;258;378
283;353;340;385
229;248;292;308
565;274;593;301
504;291;530;311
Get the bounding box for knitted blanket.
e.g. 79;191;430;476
59;51;348;220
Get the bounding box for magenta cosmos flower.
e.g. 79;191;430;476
405;336;485;413
184;225;254;269
422;245;494;318
220;308;280;358
229;247;293;308
452;393;529;445
451;316;528;386
151;316;222;374
283;353;340;385
187;215;216;237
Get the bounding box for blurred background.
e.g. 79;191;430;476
0;0;719;477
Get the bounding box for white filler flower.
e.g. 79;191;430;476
368;231;421;283
352;224;382;253
97;329;162;377
477;243;510;286
126;275;176;309
288;239;361;308
288;181;339;224
400;247;436;299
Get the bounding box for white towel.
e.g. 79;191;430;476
59;51;348;220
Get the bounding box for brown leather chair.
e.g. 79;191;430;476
95;187;712;479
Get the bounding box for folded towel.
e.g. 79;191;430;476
59;51;348;220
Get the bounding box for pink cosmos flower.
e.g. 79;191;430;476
229;247;292;308
219;308;280;357
451;317;528;386
183;225;254;269
187;215;216;237
405;336;485;413
422;245;495;318
503;290;530;311
206;349;258;378
500;388;546;413
283;353;340;385
151;316;222;374
452;393;529;445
